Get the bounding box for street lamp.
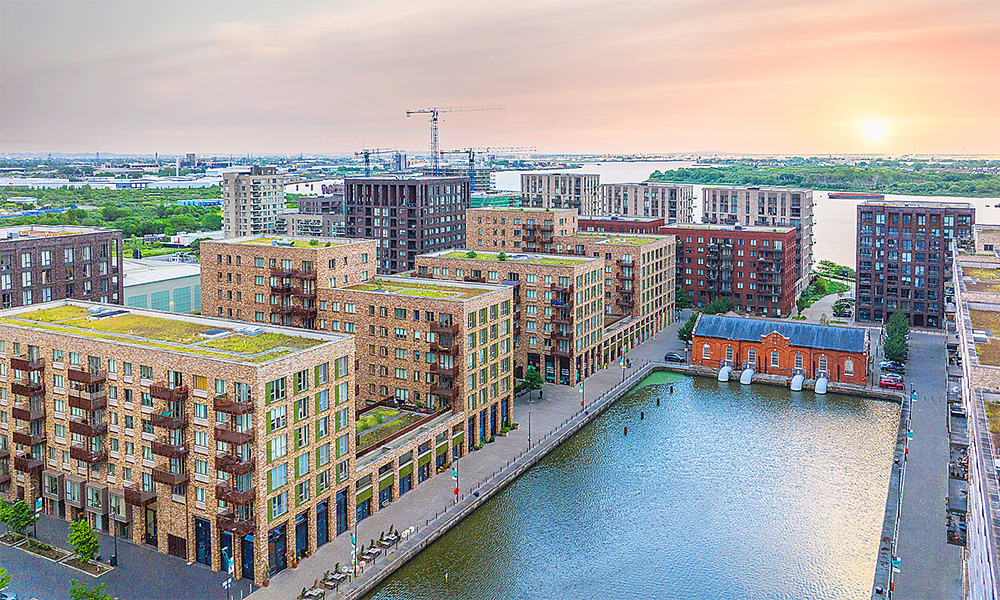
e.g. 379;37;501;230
579;380;585;412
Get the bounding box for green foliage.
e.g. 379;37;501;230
884;311;910;362
516;367;544;395
68;519;100;563
816;260;855;281
497;251;507;261
703;297;735;315
309;239;319;246
796;296;809;316
0;566;10;591
647;158;1000;197
466;250;478;258
674;287;691;310
819;313;830;326
798;276;850;310
677;312;698;343
70;579;113;600
0;499;37;535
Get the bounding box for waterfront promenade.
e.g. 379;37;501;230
250;315;689;599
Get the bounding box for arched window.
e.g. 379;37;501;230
845;358;854;375
747;348;756;365
794;353;803;370
770;350;780;367
818;355;828;372
725;346;734;363
702;344;711;359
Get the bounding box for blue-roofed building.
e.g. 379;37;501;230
692;314;869;385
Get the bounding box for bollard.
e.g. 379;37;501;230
641;411;644;420
624;426;628;436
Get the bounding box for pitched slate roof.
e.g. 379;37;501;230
693;314;867;353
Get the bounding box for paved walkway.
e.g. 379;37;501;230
801;281;855;323
0;512;249;600
890;332;963;599
250;313;689;599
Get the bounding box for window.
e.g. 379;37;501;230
725;346;733;363
270;491;288;519
268;434;288;460
747;348;756;365
794;353;803;370
317;443;330;467
269;463;288;490
844;358;854;376
296;481;310;505
268;406;287;432
315;362;329;386
770;351;779;367
818;355;828;372
294;370;309;394
702;344;711;359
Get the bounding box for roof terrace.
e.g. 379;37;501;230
428;249;595;267
342;276;503;300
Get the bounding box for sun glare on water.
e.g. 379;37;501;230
861;119;886;142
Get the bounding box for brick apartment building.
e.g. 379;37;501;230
199;237;378;328
692;314;869;385
414;250;605;384
521;173;600;214
0;301;354;584
701;186;814;293
468;207;578;251
599;182;694;222
855;200;974;328
344;176;469;274
661;224;798;316
579;215;666;235
0;225;124;308
222;166;284;238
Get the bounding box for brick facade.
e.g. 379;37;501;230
598;182;694;222
578;216;666;234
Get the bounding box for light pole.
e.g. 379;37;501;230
527;410;531;447
621;356;626;382
579;380;585;412
110;519;118;567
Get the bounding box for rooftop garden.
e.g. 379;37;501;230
346;279;488;299
64;314;209;343
566;234;654;245
16;305;89;323
202;332;322;353
963;267;1000;294
356;408;427;453
441;250;586;266
234;238;344;248
970;309;1000;366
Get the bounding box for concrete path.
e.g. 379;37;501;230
890;332;963;599
801;280;855;323
250;313;689;599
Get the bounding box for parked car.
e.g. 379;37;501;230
664;352;685;363
881;361;905;374
880;375;905;389
834;310;852;318
0;591;19;600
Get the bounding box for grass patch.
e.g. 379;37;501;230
831;320;848;324
64;314;211;343
16;305;90;322
202;332;321;353
347;282;487;299
441;251;588;266
22;537;72;561
798;276;851;311
64;556;113;576
357;413;424;451
987;402;1000;450
963;267;1000;293
236;238;343;248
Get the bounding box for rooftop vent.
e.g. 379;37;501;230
234;326;264;336
89;309;129;320
199;328;230;338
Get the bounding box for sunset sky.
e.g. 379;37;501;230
2;0;998;156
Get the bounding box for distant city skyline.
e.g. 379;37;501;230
1;0;998;156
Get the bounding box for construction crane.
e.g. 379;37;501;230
354;147;397;177
405;105;504;176
440;146;536;192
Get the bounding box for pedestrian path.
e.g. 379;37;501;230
251;315;687;599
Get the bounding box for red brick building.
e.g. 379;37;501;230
662;224;798;317
691;314;869;385
578;215;666;235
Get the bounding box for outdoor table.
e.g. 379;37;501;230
303;589;326;599
378;539;392;548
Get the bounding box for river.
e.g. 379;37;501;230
494;163;1000;268
364;374;898;600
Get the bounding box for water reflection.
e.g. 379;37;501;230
364;376;897;600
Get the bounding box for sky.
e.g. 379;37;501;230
1;0;998;156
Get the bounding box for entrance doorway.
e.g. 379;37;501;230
295;512;309;559
241;535;255;581
268;523;287;575
336;490;348;535
316;501;328;547
194;518;211;566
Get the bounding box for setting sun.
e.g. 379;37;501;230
861;119;886;142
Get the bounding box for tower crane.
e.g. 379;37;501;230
354;147;397;177
405;105;504;176
440;146;536;193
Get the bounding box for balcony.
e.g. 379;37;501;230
150;411;187;430
522;232;537;242
551;330;573;341
0;446;8;460
431;364;456;377
270;284;293;295
70;444;107;464
539;223;554;232
270;268;295;278
68;388;108;411
12;402;44;422
616;285;634;295
216;453;255;476
0;471;10;487
216;483;255;506
151;437;188;459
124;485;157;506
151;465;189;486
463;275;486;283
13;428;46;447
429;342;458;354
552;314;571;325
218;513;255;536
430;321;459;335
429;385;458;398
617;297;634;308
11;380;44;398
293;269;317;280
549;283;573;293
68;368;106;385
11;355;44;372
616;259;634;267
69;419;108;438
150;384;188;402
292;289;317;300
13;454;43;474
213;393;254;415
214;425;253;446
551;347;572;358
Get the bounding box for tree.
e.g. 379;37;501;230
0;567;10;592
0;499;37;536
819;313;830;326
69;580;113;600
674;287;691;310
884;336;908;363
497;251;507;261
68;519;100;564
703;297;734;315
465;250;477;258
521;367;543;399
796;296;808;316
677;312;698;343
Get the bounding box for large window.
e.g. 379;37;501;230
844;358;854;376
702;344;711;359
770;351;779;367
747;348;756;365
818;355;828;372
794;353;803;370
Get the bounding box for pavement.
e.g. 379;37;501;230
249;313;690;600
800;280;855;323
0;511;253;600
889;331;963;599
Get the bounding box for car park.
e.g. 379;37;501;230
880;361;905;374
880;375;905;389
